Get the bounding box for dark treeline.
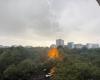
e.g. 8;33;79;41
0;46;100;80
55;47;100;80
0;46;49;80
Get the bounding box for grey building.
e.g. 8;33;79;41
86;43;99;49
75;44;84;49
56;39;64;47
67;42;75;49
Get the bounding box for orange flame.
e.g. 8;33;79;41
48;48;64;79
48;48;59;59
48;48;64;61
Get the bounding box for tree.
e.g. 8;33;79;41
16;59;35;79
3;64;18;80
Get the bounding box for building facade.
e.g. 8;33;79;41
86;43;99;49
75;44;84;49
56;39;64;47
67;42;75;49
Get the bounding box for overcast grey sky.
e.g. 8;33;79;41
0;0;100;46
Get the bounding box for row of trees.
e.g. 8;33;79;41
54;47;100;80
0;46;49;80
0;46;100;80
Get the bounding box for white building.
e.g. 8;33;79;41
86;43;99;49
56;39;64;47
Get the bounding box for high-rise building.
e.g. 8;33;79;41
56;39;64;47
67;42;75;49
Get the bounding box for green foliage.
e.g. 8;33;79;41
0;46;48;80
16;59;35;80
54;47;100;80
3;64;17;80
0;46;100;80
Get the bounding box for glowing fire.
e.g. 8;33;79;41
47;48;64;79
48;48;59;59
48;48;63;61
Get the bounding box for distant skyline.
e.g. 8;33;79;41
0;0;100;47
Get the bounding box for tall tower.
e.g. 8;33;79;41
56;39;64;47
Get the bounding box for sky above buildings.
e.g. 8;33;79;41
0;0;100;46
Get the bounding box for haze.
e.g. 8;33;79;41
0;0;100;46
